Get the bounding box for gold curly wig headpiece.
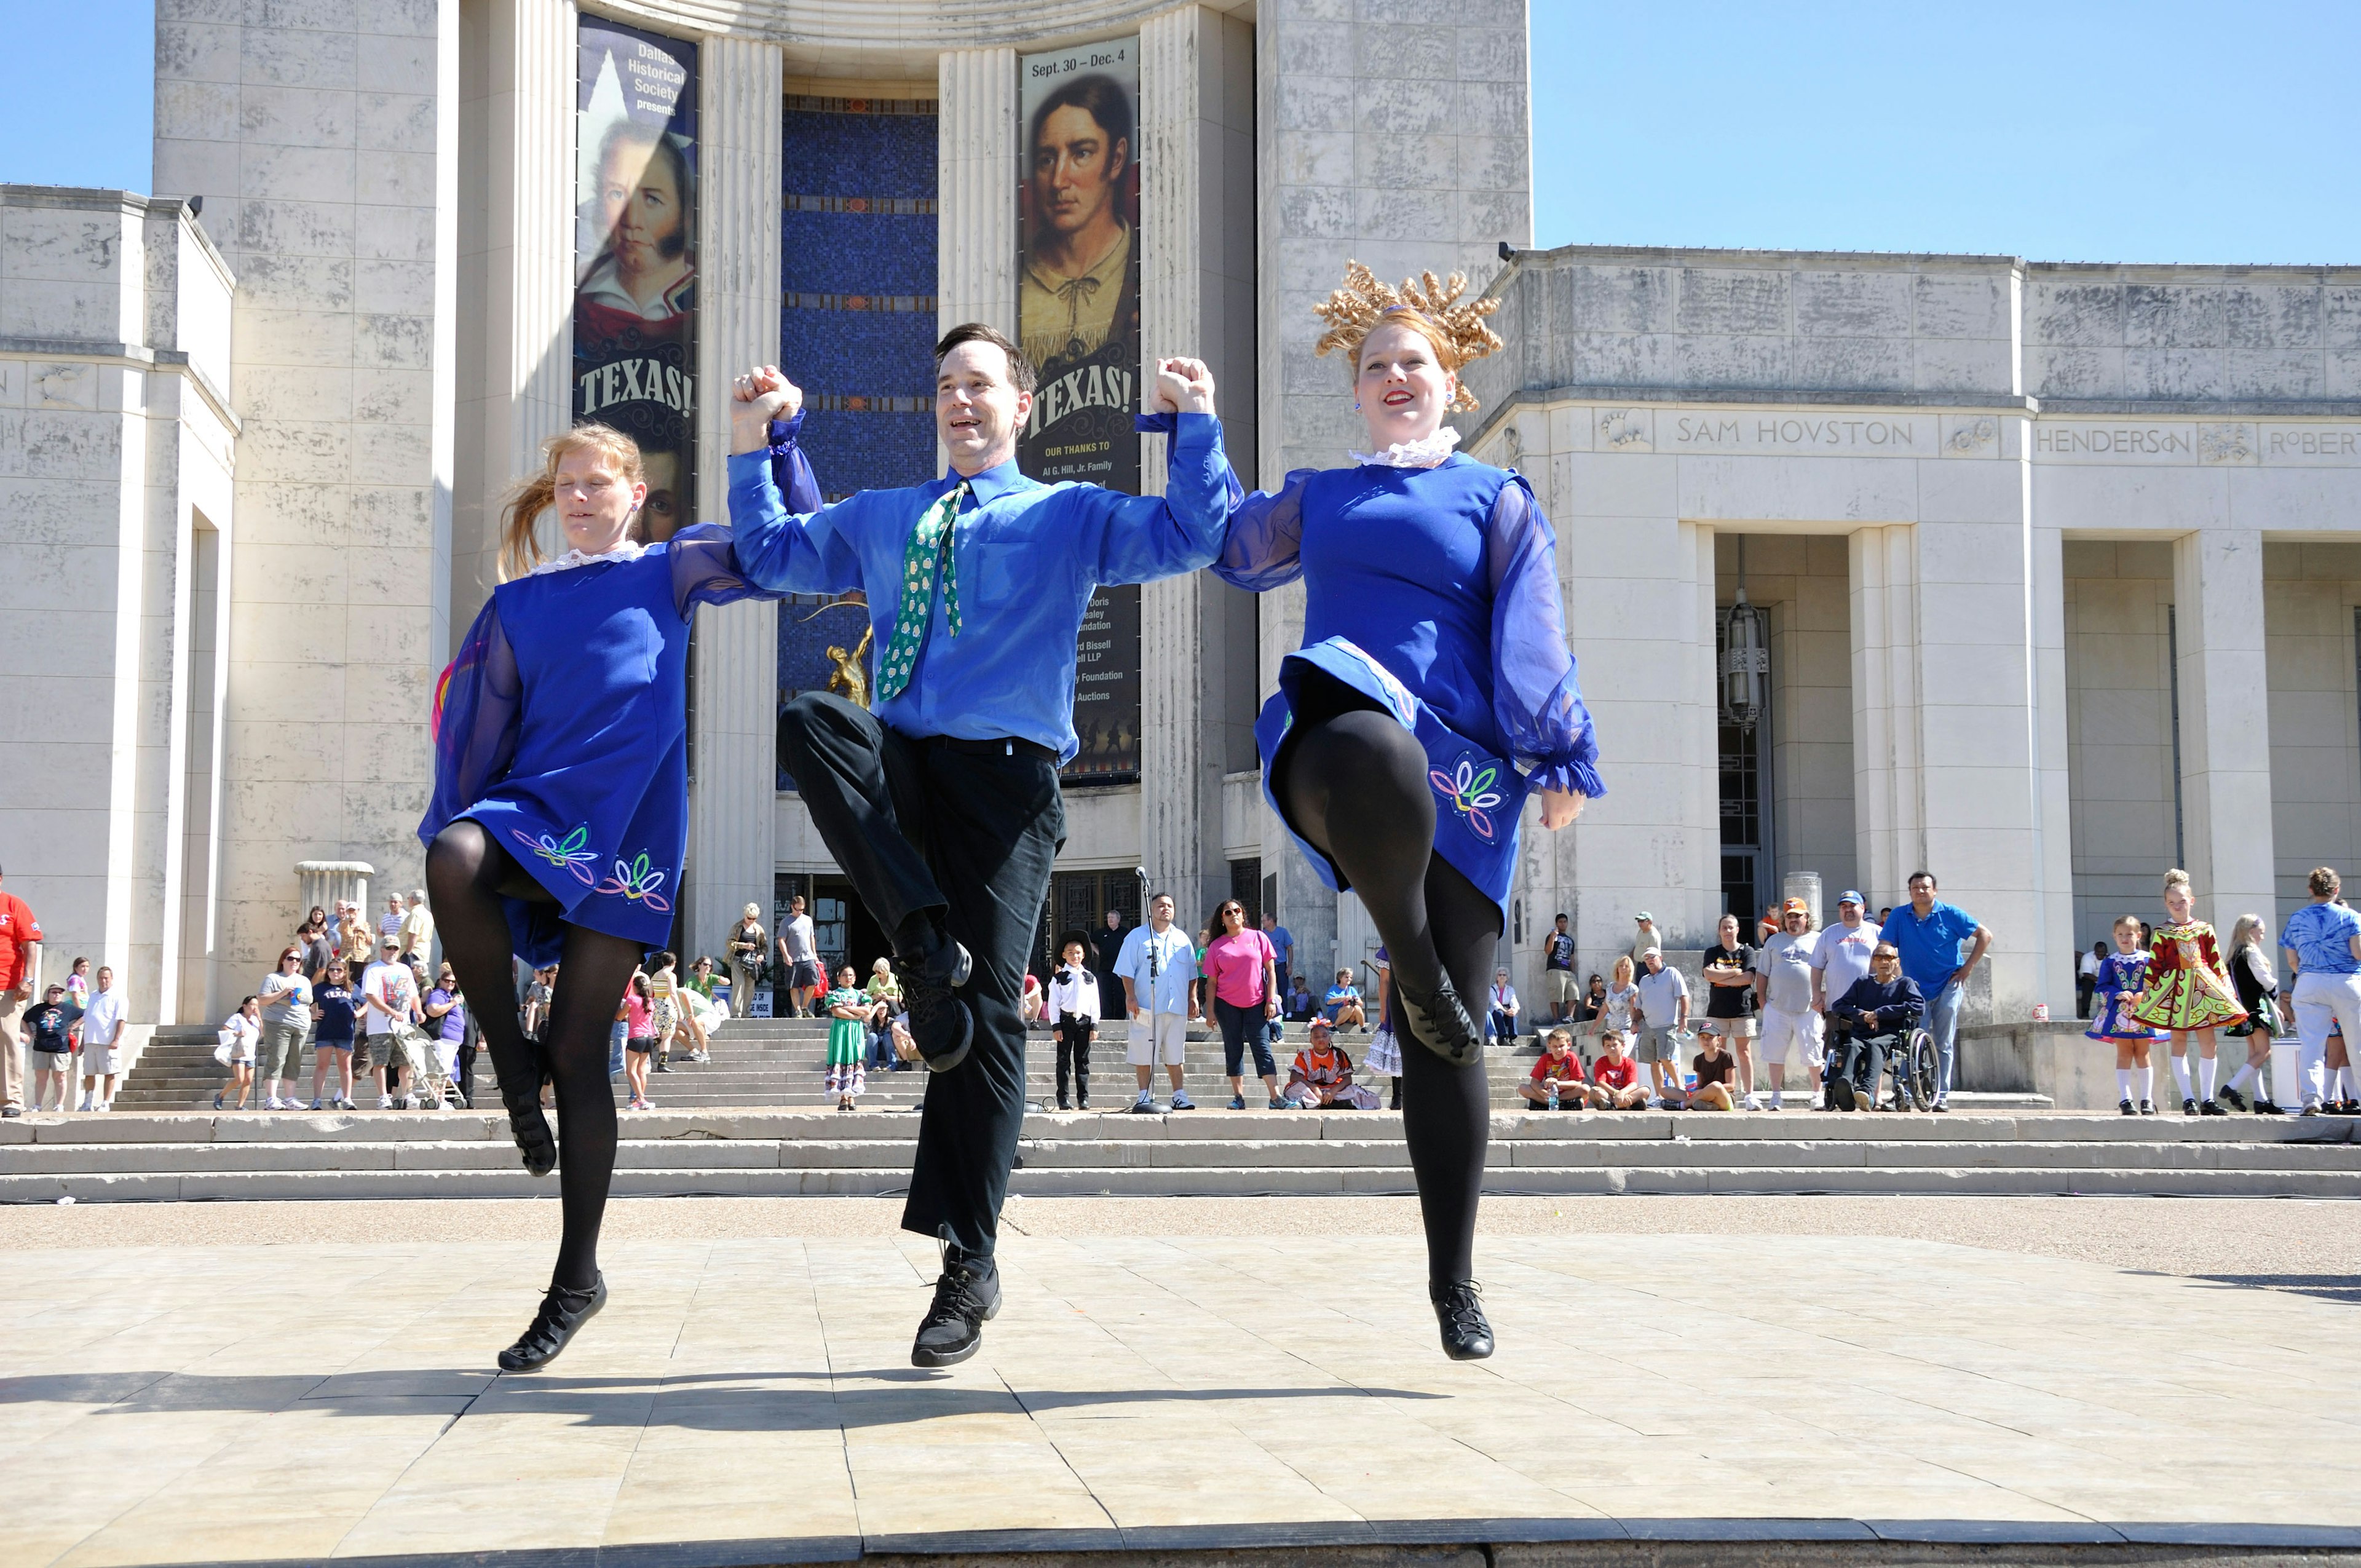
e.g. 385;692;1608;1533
1311;261;1504;412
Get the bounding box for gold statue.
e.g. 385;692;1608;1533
824;625;873;710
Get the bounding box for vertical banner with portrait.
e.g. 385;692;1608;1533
1016;39;1141;494
575;20;698;539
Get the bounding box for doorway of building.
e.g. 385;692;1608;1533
1041;869;1142;981
773;873;888;1013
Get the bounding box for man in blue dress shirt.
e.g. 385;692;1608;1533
727;324;1233;1366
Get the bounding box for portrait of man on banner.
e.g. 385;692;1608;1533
1016;42;1141;493
575;20;699;539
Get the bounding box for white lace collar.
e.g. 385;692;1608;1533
529;540;646;576
1348;426;1461;469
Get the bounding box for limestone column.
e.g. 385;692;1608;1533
2172;527;2277;929
1848;524;1926;903
1137;6;1220;917
456;0;575;641
936;48;1016;339
685;35;785;967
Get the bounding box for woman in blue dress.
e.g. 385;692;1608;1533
421;419;810;1371
1212;264;1605;1360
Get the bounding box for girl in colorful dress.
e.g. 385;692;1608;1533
2217;914;2282;1114
823;965;870;1112
2128;869;2248;1115
1364;943;1402;1109
1210;263;1605;1360
2086;913;2164;1115
421;419;807;1372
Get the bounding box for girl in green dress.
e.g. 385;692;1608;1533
824;965;869;1111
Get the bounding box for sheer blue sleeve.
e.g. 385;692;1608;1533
726;410;866;595
419;594;521;845
666;524;791;618
1486;476;1605;798
1210;468;1313;593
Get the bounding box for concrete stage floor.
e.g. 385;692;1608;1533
4;1196;2358;1567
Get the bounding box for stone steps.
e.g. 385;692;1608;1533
2;1106;2350;1203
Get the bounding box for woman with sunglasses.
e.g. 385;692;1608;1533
1202;898;1283;1109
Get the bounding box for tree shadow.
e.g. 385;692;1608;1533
0;1368;1444;1431
2192;1273;2361;1305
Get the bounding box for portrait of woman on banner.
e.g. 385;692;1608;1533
574;114;699;537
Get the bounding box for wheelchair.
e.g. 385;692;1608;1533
1824;1022;1939;1111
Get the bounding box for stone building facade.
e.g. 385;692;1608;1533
4;0;2357;1036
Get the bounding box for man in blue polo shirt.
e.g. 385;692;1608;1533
2282;865;2361;1115
1883;871;1991;1112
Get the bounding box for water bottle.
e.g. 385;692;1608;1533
1546;1082;1559;1111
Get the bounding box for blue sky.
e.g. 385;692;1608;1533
8;1;2359;265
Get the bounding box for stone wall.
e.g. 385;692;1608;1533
153;0;454;1011
2025;266;2361;405
0;188;237;1026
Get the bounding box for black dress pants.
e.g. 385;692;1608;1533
778;692;1065;1260
1054;1016;1092;1104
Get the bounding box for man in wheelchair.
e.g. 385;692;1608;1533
1825;942;1926;1112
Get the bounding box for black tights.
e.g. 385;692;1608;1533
1276;668;1493;1288
425;822;635;1293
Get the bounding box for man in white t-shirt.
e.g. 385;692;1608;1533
361;937;424;1108
1811;890;1882;1018
77;966;128;1112
1753;899;1824;1111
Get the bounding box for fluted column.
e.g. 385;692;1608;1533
937;47;1016;338
686;34;785;972
1849;524;1926;901
456;0;574;639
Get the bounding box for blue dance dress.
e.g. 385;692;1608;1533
1212;448;1605;926
420;446;817;965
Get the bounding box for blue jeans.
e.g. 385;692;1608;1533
608;1021;625;1079
1925;978;1964;1099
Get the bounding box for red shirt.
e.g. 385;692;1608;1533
0;893;40;991
1530;1050;1582;1084
1590;1053;1639;1090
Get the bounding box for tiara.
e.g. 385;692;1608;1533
1311;261;1504;411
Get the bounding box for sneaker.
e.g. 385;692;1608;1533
213;1091;224;1111
309;1098;325;1111
1931;1099;1950;1114
2217;1084;2248;1112
1129;1091;1157;1114
910;1253;1002;1368
77;1096;93;1112
377;1095;394;1110
264;1097;283;1111
1169;1091;1196;1111
1742;1094;1763;1111
2183;1097;2199;1116
1227;1095;1245;1111
1268;1095;1288;1110
2119;1098;2136;1116
2199;1098;2226;1117
893;935;976;1072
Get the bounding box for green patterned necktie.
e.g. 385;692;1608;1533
875;480;968;702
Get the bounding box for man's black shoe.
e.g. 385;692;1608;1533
894;937;975;1073
1826;1075;1857;1112
911;1256;1002;1368
1430;1280;1493;1361
1396;976;1483;1068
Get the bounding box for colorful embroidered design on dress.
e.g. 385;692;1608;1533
1430;754;1506;842
595;851;673;913
512;825;599;885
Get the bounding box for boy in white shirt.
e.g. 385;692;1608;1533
1047;933;1101;1111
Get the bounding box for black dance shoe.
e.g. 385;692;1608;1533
894;936;975;1073
497;1274;606;1372
1430;1280;1494;1361
499;1063;557;1178
1396;976;1483;1068
911;1255;1002;1368
2216;1084;2248;1112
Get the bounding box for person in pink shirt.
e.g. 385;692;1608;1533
1202;898;1283;1110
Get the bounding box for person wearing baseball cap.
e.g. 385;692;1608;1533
1811;890;1883;1029
1751;898;1824;1110
1630;911;1664;968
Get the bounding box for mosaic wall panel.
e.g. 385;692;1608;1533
777;93;939;788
